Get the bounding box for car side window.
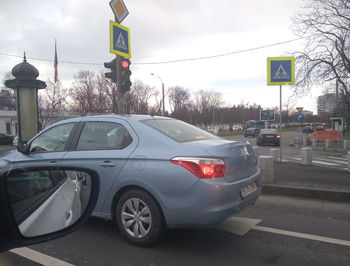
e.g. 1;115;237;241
29;123;75;153
76;122;132;150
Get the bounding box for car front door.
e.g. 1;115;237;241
62;118;138;215
14;122;77;167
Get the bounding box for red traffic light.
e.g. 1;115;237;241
121;59;130;68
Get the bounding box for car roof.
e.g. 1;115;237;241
47;114;174;128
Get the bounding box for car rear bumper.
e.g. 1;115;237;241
160;169;261;228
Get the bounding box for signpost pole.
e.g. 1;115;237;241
279;85;282;162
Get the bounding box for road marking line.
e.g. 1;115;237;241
10;247;74;266
323;155;347;160
218;217;350;247
253;225;350;247
312;160;339;166
216;217;262;236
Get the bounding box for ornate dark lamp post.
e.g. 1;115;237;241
4;54;46;142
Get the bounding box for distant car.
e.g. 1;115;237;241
256;129;280;146
302;126;313;134
0;133;14;145
2;115;261;246
315;126;325;131
244;128;260;138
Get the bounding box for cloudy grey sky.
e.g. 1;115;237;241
0;0;321;112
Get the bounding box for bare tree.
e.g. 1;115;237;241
70;71;97;115
96;72;113;113
168;86;191;112
97;72;118;113
38;80;68;129
127;80;158;114
292;0;350;96
1;72;16;111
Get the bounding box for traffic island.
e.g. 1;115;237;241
260;161;350;202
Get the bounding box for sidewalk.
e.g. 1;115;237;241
262;161;350;202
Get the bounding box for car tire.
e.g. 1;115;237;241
115;189;165;246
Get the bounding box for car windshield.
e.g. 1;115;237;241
142;119;220;143
261;129;278;134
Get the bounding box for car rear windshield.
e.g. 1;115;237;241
261;129;278;134
142;119;220;143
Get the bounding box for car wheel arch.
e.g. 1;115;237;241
111;185;167;227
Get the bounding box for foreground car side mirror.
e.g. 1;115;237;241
0;166;99;252
17;142;29;154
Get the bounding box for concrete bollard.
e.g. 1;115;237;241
258;156;274;183
298;136;303;145
344;140;350;150
312;139;318;147
294;137;298;144
325;139;331;149
270;148;279;161
301;147;312;165
302;136;307;146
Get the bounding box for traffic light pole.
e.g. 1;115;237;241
114;55;125;114
279;85;282;162
114;14;126;114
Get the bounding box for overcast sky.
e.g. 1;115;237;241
0;0;322;113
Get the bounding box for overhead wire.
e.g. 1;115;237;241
0;35;311;66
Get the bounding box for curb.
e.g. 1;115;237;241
262;184;350;202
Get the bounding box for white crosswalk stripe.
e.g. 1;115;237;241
284;155;348;170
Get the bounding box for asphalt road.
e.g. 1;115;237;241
1;195;349;266
1;132;349;265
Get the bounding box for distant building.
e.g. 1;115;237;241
317;93;340;116
0;110;17;135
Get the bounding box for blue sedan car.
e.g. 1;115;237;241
2;115;260;246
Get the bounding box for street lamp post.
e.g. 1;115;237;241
151;73;165;116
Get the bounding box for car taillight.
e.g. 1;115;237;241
277;134;280;138
259;134;263;138
170;157;225;179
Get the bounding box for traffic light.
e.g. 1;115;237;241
119;58;132;94
104;58;117;82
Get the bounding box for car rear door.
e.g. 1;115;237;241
62;117;138;214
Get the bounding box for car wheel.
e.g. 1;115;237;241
116;189;164;246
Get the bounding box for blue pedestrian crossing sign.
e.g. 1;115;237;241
267;57;295;85
110;20;131;58
296;113;304;121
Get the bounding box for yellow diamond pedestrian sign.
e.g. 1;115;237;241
110;20;131;58
267;57;295;85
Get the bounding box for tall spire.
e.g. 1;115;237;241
23;51;27;62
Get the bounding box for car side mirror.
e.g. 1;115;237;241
0;166;99;251
17;142;28;154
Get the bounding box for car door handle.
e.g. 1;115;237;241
100;161;116;168
50;160;57;165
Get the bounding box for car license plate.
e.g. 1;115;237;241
265;135;273;138
241;182;257;199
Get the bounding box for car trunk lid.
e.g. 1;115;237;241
183;139;258;182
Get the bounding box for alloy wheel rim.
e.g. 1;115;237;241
121;198;152;238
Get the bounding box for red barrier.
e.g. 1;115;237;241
313;130;342;143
